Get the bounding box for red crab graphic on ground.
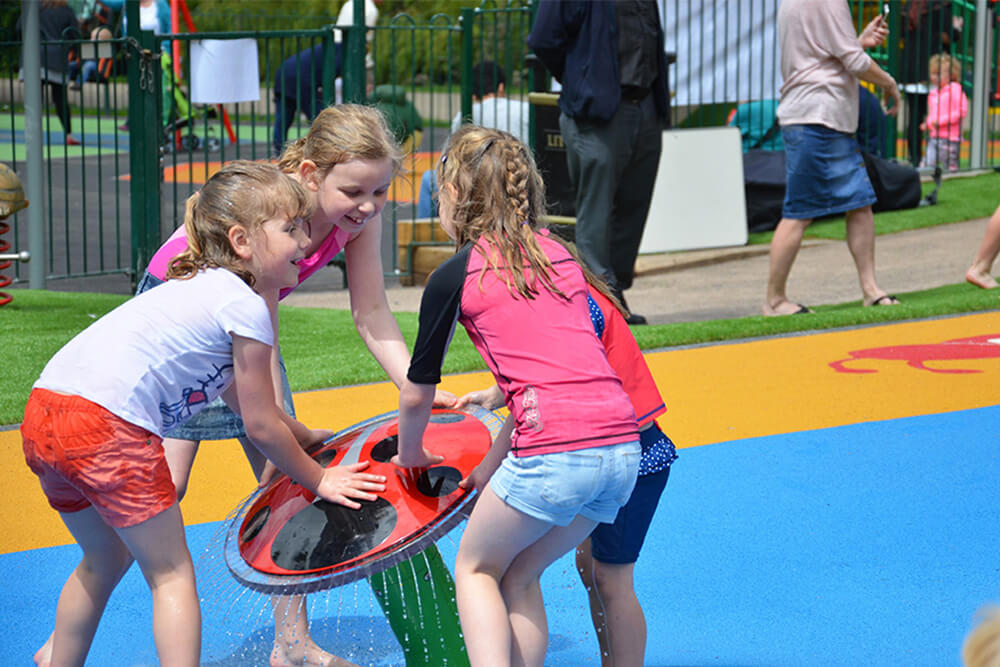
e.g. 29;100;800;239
829;334;1000;374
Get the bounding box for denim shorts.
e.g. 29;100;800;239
135;271;296;441
782;123;877;220
489;440;641;526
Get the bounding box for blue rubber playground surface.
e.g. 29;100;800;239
2;312;998;665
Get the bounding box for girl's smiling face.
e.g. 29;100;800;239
247;215;310;293
311;158;393;234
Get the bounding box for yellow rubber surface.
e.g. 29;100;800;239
3;311;998;553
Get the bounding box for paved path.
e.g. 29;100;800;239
283;217;996;324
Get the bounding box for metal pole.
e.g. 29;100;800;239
22;0;45;289
969;0;991;170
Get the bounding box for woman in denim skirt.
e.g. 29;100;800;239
764;0;903;316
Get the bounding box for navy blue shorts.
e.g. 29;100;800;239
134;271;295;441
781;123;877;220
589;426;674;564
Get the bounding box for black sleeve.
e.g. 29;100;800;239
526;0;581;82
406;246;470;385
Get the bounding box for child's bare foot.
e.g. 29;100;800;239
762;300;811;316
270;638;360;667
34;633;53;666
966;267;998;289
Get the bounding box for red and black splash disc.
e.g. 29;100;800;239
224;406;502;593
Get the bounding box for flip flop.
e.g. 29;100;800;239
867;294;900;306
764;303;811;316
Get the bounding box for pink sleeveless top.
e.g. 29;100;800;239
146;224;352;301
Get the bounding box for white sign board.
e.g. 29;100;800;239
639;126;748;254
190;39;260;105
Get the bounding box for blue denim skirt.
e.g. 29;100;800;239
135;271;296;441
782;123;877;220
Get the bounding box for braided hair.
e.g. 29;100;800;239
437;125;563;300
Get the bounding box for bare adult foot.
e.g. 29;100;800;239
270;638;360;667
34;633;53;666
966;268;998;289
762;300;811;316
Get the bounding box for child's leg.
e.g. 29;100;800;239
163;437;201;501
501;513;598;667
455;486;556;666
947;139;961;171
46;506;133;667
587;557;645;667
455;485;596;667
114;503;201;666
575;539;612;666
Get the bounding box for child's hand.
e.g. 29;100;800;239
920;121;927;131
302;428;334;448
432;388;458;407
258;460;280;488
315;461;386;509
455;385;505;411
459;459;499;493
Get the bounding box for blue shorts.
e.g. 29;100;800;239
489;440;641;526
781;123;877;220
591;425;675;564
135;271;295;441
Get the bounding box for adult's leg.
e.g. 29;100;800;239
966;203;1000;288
610;96;662;291
48;82;73;137
763;216;813;315
560;113;618;287
42;507;133;667
115;503;201;666
273;94;299;156
454;486;566;667
844;205;896;305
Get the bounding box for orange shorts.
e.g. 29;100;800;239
21;388;177;528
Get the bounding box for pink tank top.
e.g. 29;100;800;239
146;224;352;301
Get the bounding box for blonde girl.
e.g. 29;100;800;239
57;104;452;667
920;52;968;172
393;126;641;666
23;161;386;667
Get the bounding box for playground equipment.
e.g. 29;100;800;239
225;406;500;593
0;164;31;306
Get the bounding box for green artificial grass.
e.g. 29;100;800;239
3;280;998;427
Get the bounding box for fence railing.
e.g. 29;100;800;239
2;0;997;291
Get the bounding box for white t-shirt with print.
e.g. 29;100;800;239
36;268;273;436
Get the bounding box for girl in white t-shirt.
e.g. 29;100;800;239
21;161;386;667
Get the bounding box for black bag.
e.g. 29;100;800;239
742;149;786;233
861;152;922;213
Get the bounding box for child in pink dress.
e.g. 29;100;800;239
919;53;968;172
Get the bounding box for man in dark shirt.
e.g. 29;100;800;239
528;0;672;325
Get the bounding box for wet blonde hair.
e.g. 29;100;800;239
167;160;313;288
277;104;403;179
964;607;1000;667
929;53;961;81
437;125;558;300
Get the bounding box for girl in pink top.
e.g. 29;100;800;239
920;53;969;172
395;126;640;666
